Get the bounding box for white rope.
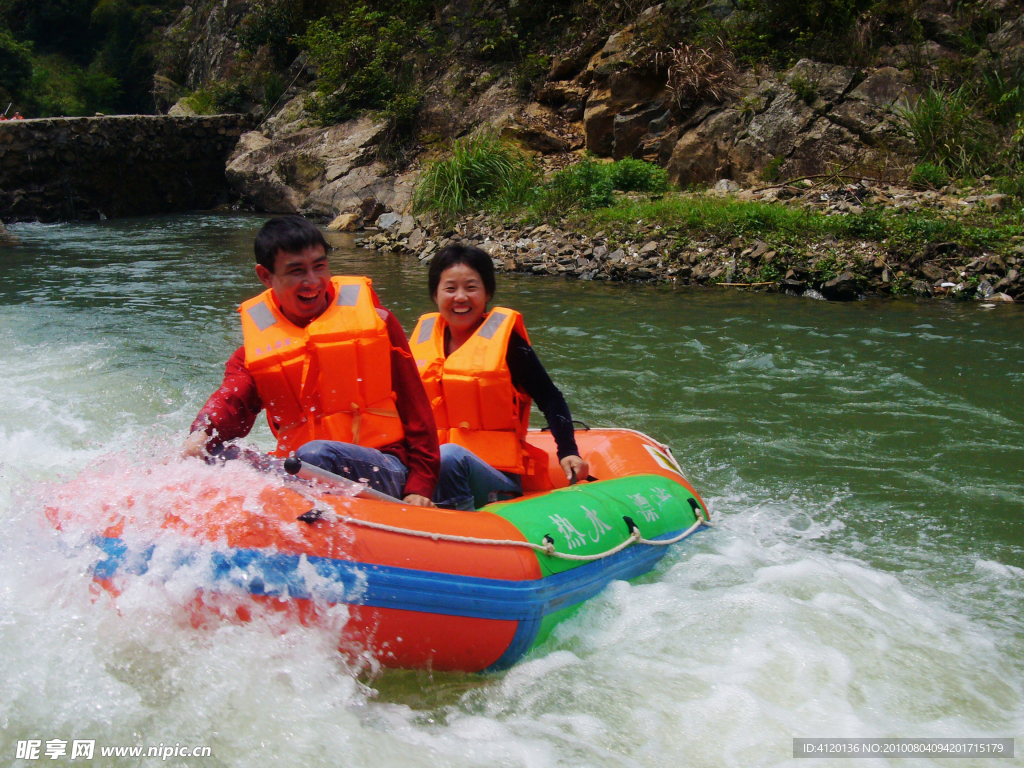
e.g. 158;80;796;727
312;509;711;562
636;517;708;547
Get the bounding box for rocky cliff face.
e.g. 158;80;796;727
192;2;1023;223
163;0;254;92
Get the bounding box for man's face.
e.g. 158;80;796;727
255;245;331;326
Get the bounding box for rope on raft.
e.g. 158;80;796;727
310;509;712;562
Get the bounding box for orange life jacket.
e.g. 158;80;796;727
239;276;403;457
409;308;551;488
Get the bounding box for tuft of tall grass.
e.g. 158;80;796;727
981;60;1024;126
412;135;538;217
899;86;991;177
908;162;949;189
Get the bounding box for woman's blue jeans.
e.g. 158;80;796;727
432;443;522;511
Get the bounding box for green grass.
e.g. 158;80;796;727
415;152;672;220
567;194;1023;252
898;86;992;177
413;134;539;217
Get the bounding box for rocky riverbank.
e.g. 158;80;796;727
347;179;1023;302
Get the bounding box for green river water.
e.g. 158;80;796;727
0;214;1021;767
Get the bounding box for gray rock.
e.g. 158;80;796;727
911;279;933;296
667;109;744;187
408;228;425;251
784;59;857;105
821;271;859;301
593;244;609;260
608;249;626;263
715;179;741;193
398;214;416;236
982;194;1009;211
376;212;403;231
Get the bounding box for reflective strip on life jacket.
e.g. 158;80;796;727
240;275;403;456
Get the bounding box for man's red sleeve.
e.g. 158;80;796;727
382;309;440;498
190;347;262;447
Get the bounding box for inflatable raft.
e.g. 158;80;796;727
47;428;709;672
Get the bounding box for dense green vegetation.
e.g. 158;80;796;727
0;0;184;116
413;136;671;219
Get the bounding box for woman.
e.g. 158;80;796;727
410;243;589;510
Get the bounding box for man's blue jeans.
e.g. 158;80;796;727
295;440;409;500
432;443;522;511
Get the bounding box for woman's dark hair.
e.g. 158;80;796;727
254;215;331;272
428;243;496;299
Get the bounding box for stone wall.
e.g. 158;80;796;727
0;114;252;222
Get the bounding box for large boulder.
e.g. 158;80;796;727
729;80;818;173
225;113;389;215
827;68;917;151
783;59;858;108
300;163;418;219
667;109;745;185
821;272;860;301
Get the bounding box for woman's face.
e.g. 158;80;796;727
434;262;492;335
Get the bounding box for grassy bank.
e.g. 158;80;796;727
395;137;1023;300
570;195;1024;255
412;136;1023;258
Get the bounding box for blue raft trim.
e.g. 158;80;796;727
93;526;700;669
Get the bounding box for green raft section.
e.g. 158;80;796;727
482;474;707;650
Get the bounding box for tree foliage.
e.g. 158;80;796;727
0;0;183;116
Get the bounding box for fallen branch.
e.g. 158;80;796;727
750;172;886;195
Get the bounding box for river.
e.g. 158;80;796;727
1;214;1021;767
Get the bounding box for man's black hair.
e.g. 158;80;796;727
253;215;331;272
428;243;496;299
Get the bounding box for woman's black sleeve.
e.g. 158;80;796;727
506;332;580;460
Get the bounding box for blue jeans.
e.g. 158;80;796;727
295;440;409;500
433;443;522;511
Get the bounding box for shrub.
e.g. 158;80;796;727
980;59;1024;126
512;53;550;96
760;156;785;183
26;55;121;117
607;159;669;193
724;0;872;67
0;29;34;103
238;0;303;65
996;175;1024;200
532;160;615;216
908;162;949;189
413;135;538;217
300;3;431;127
789;74;817;105
899;85;991;177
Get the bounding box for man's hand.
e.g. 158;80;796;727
180;430;209;459
560;455;590;484
402;494;435;507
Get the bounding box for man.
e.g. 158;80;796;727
182;215;438;506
